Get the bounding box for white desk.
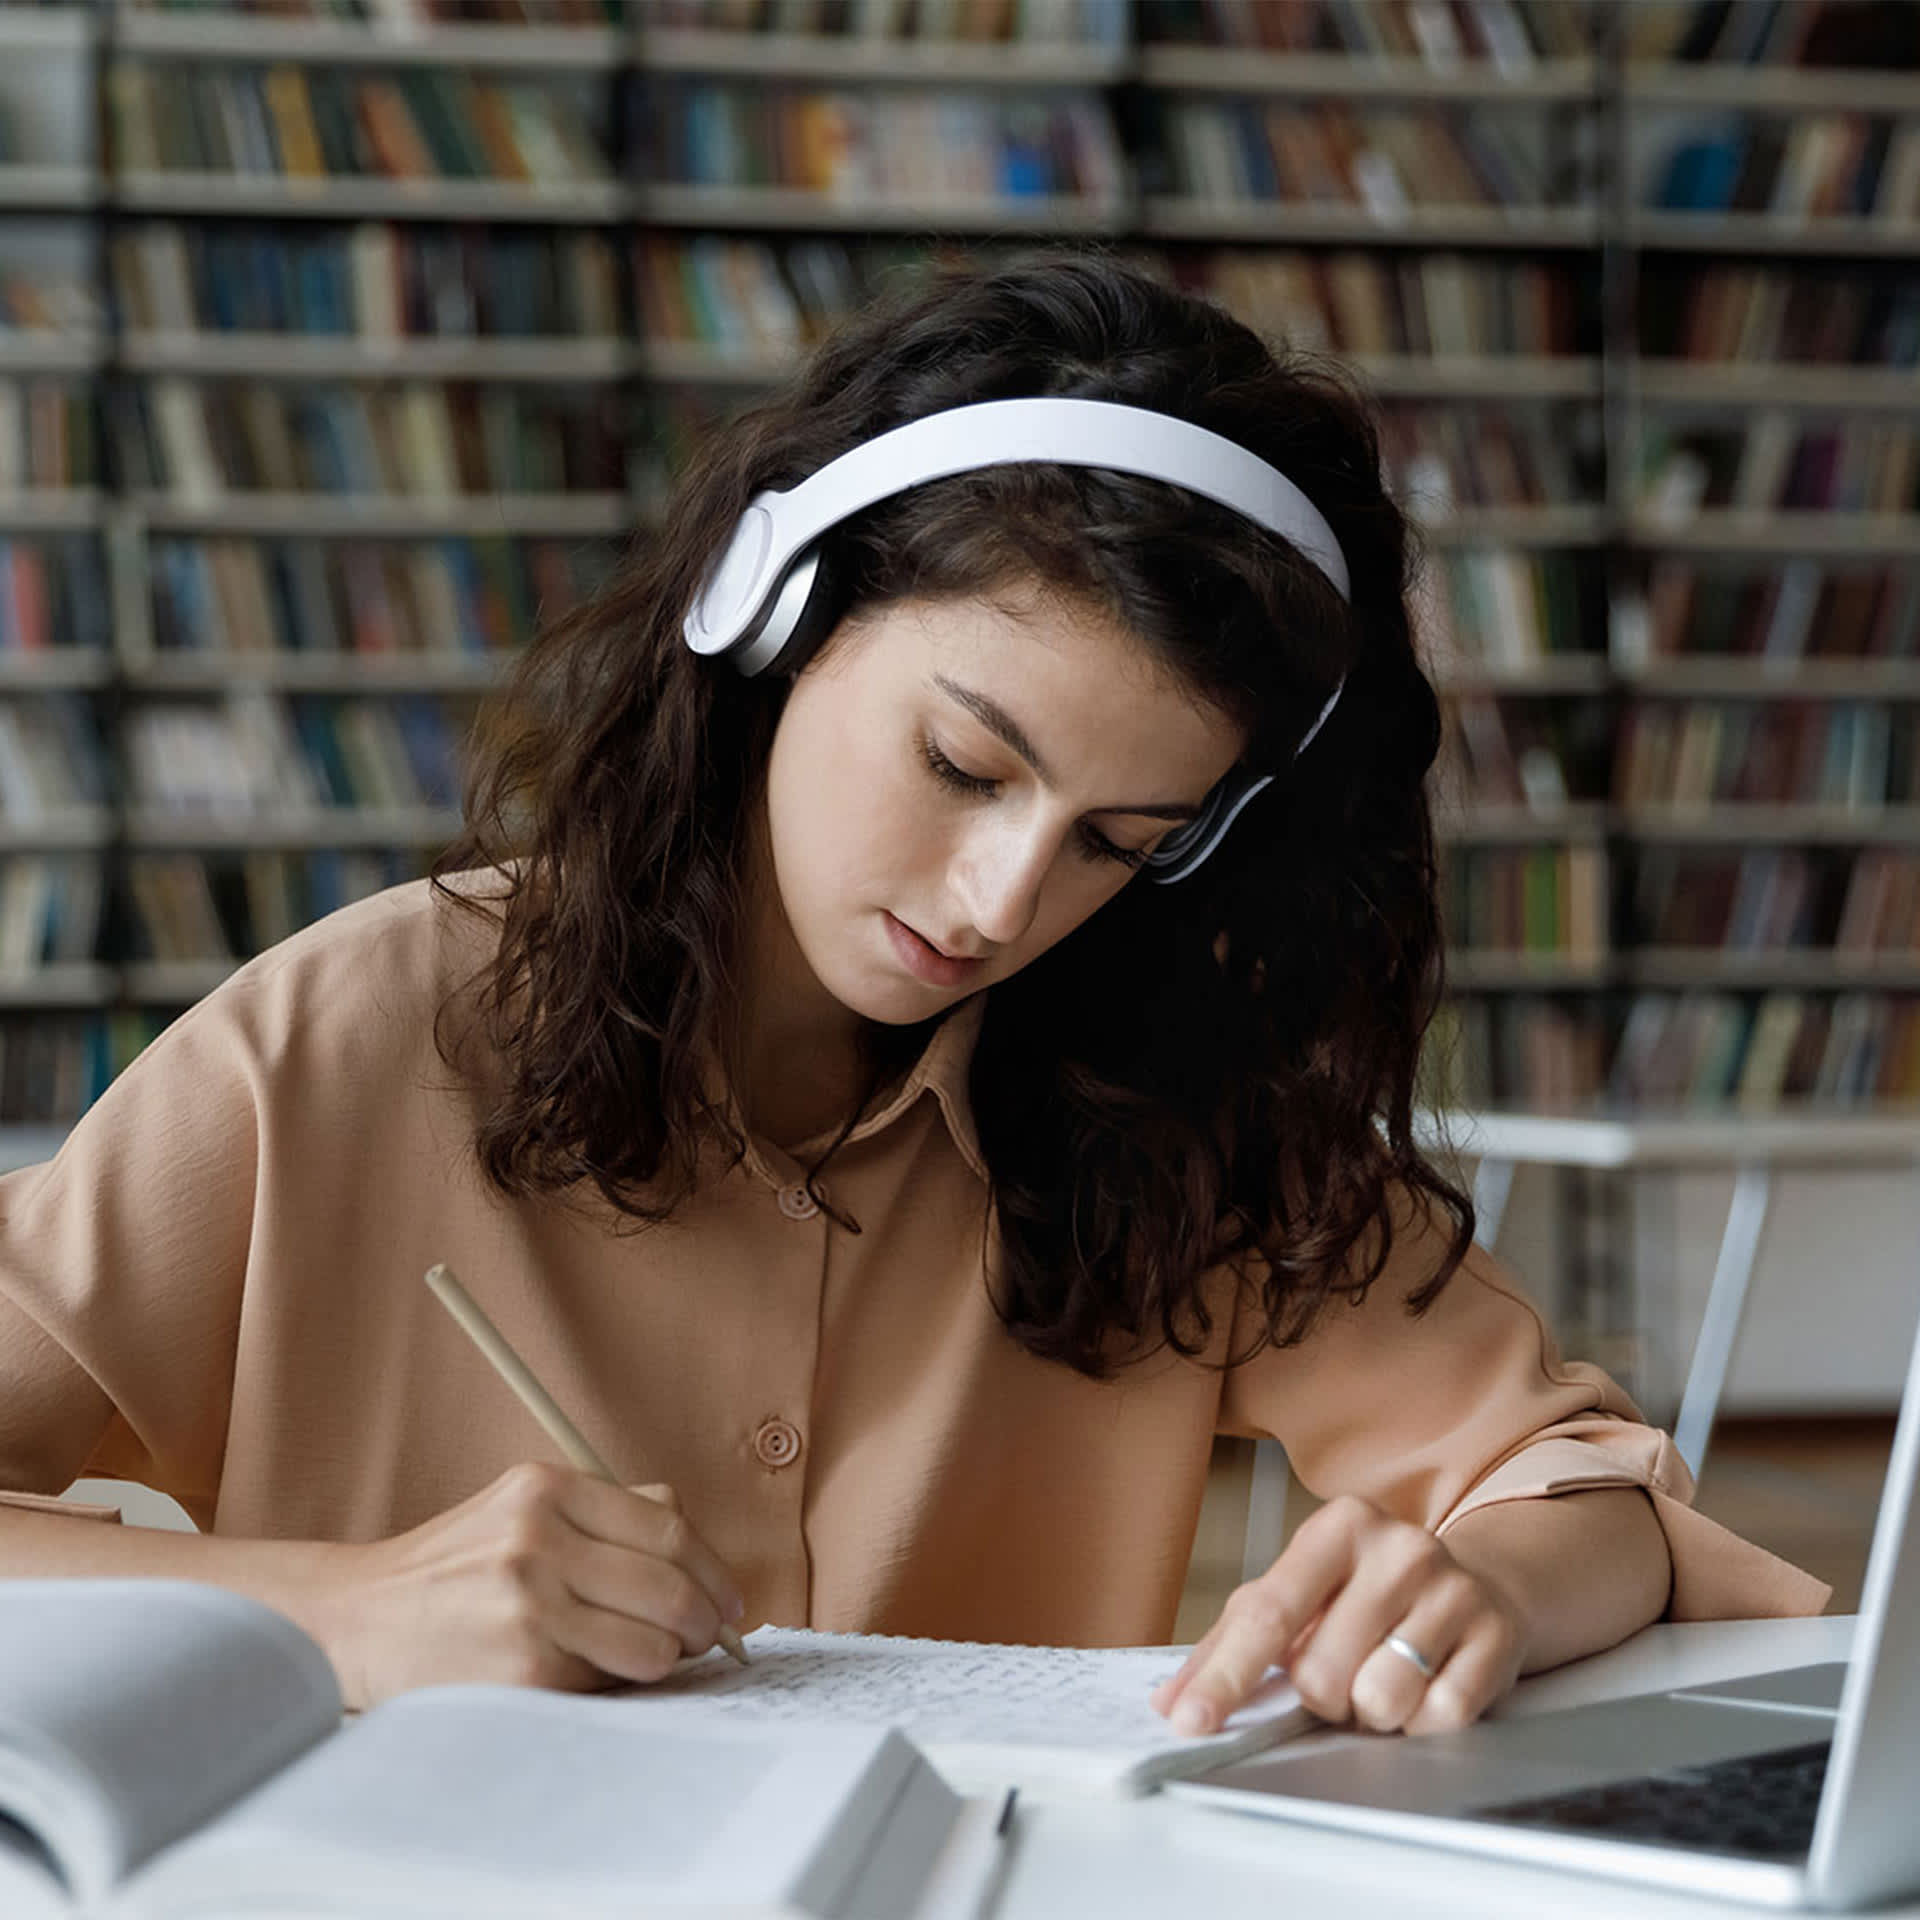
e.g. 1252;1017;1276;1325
992;1616;1887;1919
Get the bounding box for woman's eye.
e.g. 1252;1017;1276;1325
918;736;997;795
920;734;1146;871
1079;825;1149;871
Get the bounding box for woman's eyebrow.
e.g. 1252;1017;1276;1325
929;674;1204;822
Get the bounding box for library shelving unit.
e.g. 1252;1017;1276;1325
1607;0;1920;1131
0;1;114;1166
6;0;1920;1229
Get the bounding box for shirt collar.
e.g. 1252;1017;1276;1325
832;991;987;1182
701;992;989;1189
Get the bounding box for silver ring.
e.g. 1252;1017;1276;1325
1383;1633;1435;1679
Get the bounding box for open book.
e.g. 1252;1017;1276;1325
0;1581;1310;1917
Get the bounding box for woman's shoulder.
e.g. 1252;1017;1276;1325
168;866;512;1073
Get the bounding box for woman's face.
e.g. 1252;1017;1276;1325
757;584;1246;1030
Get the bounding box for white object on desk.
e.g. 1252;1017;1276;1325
992;1618;1880;1920
645;1628;1312;1798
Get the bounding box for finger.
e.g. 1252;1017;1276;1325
1346;1574;1487;1734
1404;1615;1525;1736
543;1586;689;1688
559;1477;744;1624
1284;1533;1457;1725
631;1482;680;1511
1156;1522;1361;1735
1150;1611;1232;1714
557;1530;726;1656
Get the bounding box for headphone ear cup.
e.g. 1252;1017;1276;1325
740;541;846;679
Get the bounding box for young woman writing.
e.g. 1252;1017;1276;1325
0;254;1824;1733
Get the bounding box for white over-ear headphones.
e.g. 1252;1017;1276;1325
682;397;1349;883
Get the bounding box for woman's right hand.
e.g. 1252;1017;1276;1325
312;1463;746;1709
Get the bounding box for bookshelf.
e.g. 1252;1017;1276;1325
3;0;1920;1162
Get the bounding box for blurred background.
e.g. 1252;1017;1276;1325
2;0;1916;1622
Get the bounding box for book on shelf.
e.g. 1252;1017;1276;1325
0;378;94;491
640;0;1126;44
112;221;622;345
127;851;233;966
632;231;904;355
1649;110;1920;223
636;80;1124;204
0;1015;139;1127
1153;97;1560;212
1635;558;1920;665
0;693;109;820
0;1580;1311;1918
1434;687;1604;810
110;63;612;187
0;537;110;654
126;847;425;963
0;266;98;339
110;379;624;500
1424;995;1608;1112
1615;698;1914;810
1173;248;1579;359
128;0;628;24
1142;0;1593;62
1634;846;1818;950
1637;420;1920;517
1381;403;1584;512
1445;842;1607;960
1418;548;1588;672
0;853;100;972
148;533;605;659
1834;849;1920;956
1631;0;1920;70
123;691;467;819
1608;989;1920;1106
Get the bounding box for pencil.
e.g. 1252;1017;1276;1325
423;1261;751;1668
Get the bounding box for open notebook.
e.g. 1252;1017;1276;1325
636;1626;1314;1796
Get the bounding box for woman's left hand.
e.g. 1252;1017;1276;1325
1151;1493;1529;1738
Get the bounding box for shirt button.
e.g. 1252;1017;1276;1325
753;1417;803;1470
776;1183;820;1221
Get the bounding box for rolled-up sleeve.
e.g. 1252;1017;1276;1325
0;988;265;1531
1217;1207;1831;1620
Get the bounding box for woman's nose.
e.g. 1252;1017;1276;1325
951;815;1057;948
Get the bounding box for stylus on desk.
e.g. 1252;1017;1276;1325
423;1261;752;1669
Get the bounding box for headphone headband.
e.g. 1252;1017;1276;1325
682;396;1351;883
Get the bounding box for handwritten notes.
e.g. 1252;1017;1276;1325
621;1629;1310;1795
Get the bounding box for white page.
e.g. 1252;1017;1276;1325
0;1814;65;1920
120;1691;932;1920
624;1629;1312;1796
0;1581;340;1903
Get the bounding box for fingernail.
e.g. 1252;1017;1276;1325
1172;1696;1217;1736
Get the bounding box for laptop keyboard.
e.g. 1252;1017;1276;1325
1475;1740;1831;1861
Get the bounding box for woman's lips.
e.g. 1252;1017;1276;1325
885;913;986;988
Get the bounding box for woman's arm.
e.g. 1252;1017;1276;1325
1443;1483;1671;1675
0;1467;746;1711
1152;1483;1669;1739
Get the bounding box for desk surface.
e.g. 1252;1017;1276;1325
992;1616;1884;1920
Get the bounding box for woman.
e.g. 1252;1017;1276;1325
0;252;1824;1734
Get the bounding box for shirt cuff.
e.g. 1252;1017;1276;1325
0;1488;123;1524
1432;1433;1833;1621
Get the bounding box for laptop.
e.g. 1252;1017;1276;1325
1166;1313;1920;1910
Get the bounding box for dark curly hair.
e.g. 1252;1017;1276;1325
433;247;1475;1379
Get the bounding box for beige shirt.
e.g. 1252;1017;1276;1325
0;876;1828;1636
